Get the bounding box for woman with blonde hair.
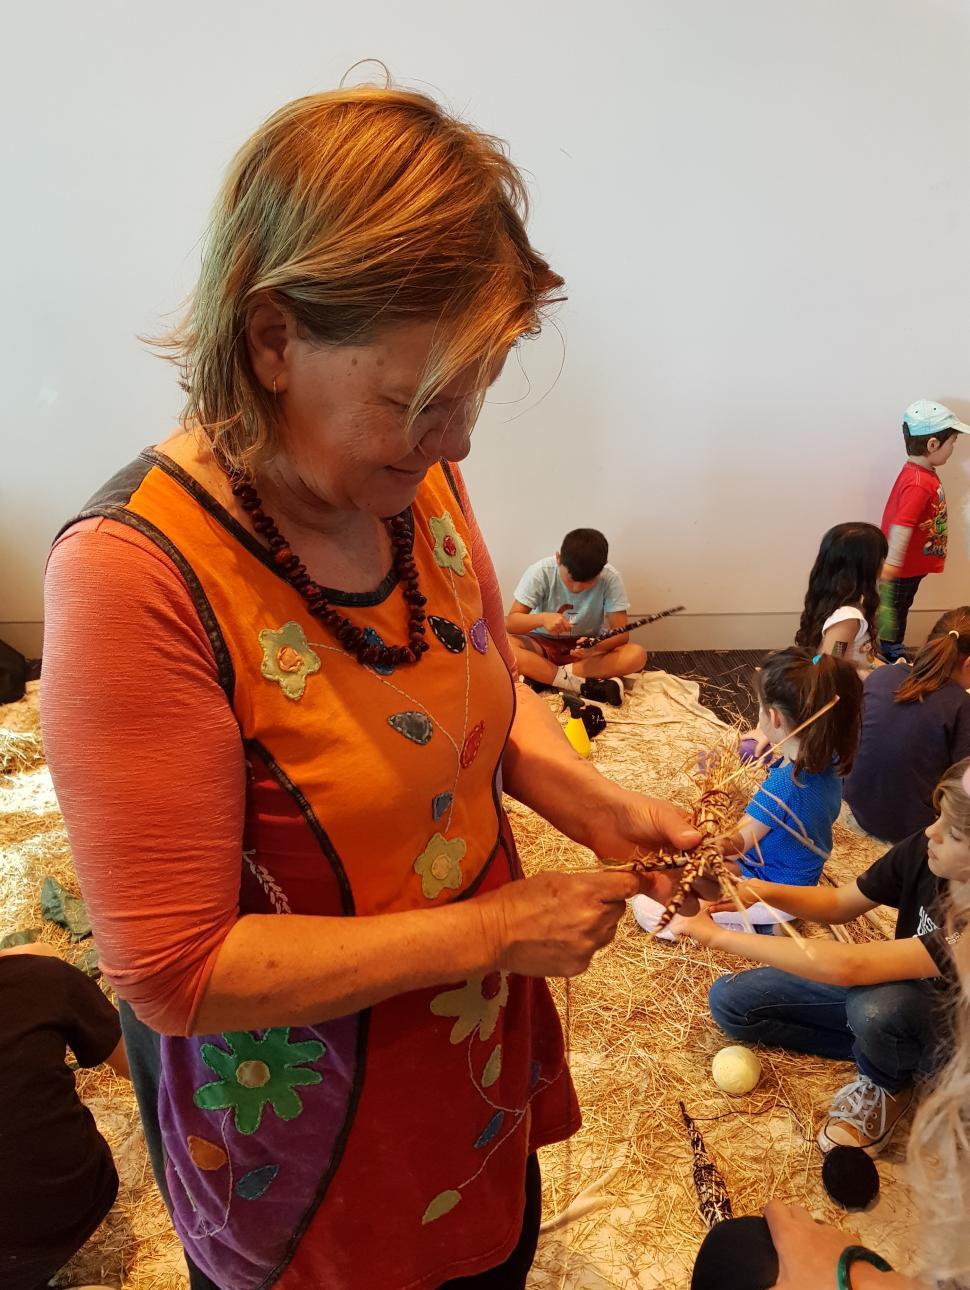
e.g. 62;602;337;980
40;86;705;1289
845;608;970;843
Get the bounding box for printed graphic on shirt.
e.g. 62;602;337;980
919;485;947;560
916;906;939;938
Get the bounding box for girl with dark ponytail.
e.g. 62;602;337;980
717;649;863;918
795;522;888;673
845;608;970;842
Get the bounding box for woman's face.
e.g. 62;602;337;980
258;315;503;518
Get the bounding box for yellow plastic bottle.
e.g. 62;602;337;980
563;712;592;758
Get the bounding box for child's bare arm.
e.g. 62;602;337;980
819;618;859;658
104;1036;130;1080
683;908;940;987
718;813;771;858
712;877;876;926
505;600;570;636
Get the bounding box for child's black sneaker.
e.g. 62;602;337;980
579;678;623;707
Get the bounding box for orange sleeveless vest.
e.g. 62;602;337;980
78;451;578;1289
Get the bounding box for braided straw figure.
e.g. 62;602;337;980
678;1101;733;1227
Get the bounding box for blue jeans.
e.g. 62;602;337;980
708;968;944;1093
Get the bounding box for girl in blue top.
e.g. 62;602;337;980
724;649;863;921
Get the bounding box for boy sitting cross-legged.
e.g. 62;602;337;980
505;528;645;707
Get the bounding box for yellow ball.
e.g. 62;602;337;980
712;1045;762;1095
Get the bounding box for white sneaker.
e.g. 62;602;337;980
817;1076;913;1156
621;674;639;693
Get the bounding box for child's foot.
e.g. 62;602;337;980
580;677;623;707
817;1077;913;1156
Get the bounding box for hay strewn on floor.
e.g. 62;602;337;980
0;674;911;1289
516;673;912;1290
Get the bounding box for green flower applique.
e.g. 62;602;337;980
430;971;510;1045
258;621;321;700
429;511;467;576
194;1027;326;1135
413;833;466;900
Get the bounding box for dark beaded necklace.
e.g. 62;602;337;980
228;474;429;669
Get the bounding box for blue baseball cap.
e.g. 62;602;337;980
903;400;970;437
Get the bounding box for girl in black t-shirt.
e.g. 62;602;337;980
680;759;970;1159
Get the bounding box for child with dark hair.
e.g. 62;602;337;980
795;522;888;674
684;758;970;1157
506;528;645;707
845;608;970;843
879;400;970;662
0;942;129;1290
634;649;863;937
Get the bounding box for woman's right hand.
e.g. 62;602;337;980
475;870;639;978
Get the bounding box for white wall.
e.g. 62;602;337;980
3;0;969;658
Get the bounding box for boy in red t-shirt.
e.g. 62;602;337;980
879;400;970;661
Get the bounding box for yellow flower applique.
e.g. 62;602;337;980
430;972;510;1044
258;621;321;701
429;511;468;576
413;833;466;900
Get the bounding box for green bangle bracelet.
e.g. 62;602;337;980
837;1244;893;1289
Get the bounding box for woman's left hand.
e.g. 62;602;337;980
589;789;719;913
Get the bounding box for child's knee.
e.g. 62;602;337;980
628;643;647;672
708;974;750;1033
844;983;921;1042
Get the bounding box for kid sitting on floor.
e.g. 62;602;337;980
633;648;862;936
845;607;970;843
682;757;970;1157
506;528;645;708
1;941;130;1290
794;521;888;675
879;399;970;662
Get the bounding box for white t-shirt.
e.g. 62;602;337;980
821;605;872;665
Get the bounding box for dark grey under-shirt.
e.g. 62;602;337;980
844;665;970;844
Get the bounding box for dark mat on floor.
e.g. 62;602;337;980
647;649;768;728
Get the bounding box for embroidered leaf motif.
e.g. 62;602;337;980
243;850;292;914
422;1188;462;1224
413;833;466;900
474;1110;505;1148
236;1164;279;1200
258;622;321;700
430;974;510;1045
469;617;489;654
429;615;467;653
482;1044;503;1089
187;1135;227;1171
432;791;453;821
362;627;394;676
387;711;433;746
460;721;485;768
194;1028;326;1136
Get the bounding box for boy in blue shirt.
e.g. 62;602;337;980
505;528;645;707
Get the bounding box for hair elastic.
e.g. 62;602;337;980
836;1244;893;1288
949;630;960;639
812;655;822;665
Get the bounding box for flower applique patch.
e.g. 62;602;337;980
258;622;321;700
429;511;468;576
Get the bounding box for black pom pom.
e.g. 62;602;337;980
821;1145;880;1211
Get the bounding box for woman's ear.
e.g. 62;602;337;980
767;706;785;732
245;297;291;393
